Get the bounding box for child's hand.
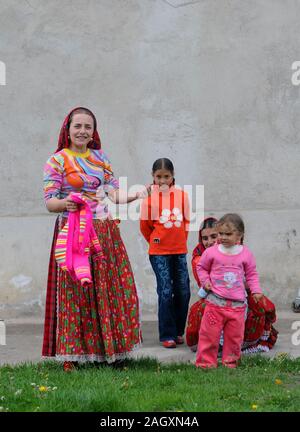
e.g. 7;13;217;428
205;281;212;292
145;184;153;196
252;293;264;303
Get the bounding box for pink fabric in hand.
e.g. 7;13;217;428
55;192;104;286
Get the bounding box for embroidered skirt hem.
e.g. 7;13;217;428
41;342;142;364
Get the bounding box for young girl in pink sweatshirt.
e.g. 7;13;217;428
195;213;263;369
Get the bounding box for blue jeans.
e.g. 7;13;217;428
149;254;191;342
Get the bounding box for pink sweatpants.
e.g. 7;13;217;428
195;301;246;369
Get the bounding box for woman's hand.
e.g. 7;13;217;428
135;184;152;199
46;196;77;213
64;194;79;212
252;293;264;303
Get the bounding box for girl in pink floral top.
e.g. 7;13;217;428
195;213;263;369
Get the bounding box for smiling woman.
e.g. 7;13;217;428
68;110;94;153
42;107;142;371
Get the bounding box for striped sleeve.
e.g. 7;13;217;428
101;151;119;193
43;153;64;202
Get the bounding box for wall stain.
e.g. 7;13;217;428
286;229;298;249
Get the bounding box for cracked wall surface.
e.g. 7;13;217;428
0;0;300;319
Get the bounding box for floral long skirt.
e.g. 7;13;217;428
42;217;141;363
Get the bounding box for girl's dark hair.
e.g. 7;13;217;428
152;158;175;185
199;217;218;243
68;107;96;130
217;213;245;244
152;158;174;174
200;217;218;232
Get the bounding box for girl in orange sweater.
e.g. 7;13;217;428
140;158;190;348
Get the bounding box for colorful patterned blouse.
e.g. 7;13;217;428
43;148;119;219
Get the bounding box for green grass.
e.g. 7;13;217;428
0;354;300;412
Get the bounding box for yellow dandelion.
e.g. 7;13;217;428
39;386;48;392
275;379;283;385
251;404;258;410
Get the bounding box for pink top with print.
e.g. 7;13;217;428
196;244;262;301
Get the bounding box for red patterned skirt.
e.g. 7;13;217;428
186;299;206;350
242;294;278;353
42;217;141;363
186;294;278;353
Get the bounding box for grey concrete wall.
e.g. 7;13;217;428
0;0;300;320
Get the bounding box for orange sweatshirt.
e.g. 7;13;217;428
140;186;190;255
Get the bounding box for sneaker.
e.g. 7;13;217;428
162;340;176;348
176;336;184;345
63;361;77;372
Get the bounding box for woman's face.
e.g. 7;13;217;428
152;169;174;188
69;113;94;151
201;227;218;249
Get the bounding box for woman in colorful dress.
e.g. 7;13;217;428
186;217;278;354
42;107;142;371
